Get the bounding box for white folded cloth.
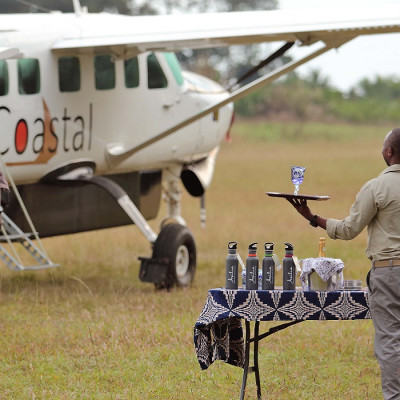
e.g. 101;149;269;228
300;257;345;290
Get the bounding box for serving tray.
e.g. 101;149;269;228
266;192;330;201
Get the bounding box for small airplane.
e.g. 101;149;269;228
0;1;399;288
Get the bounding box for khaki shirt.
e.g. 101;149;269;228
326;164;400;261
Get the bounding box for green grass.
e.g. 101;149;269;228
0;119;392;399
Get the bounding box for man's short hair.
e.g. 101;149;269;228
389;128;400;154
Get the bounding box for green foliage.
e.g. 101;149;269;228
152;0;277;13
0;0;276;14
235;70;400;124
357;75;400;99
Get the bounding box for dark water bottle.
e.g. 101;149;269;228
262;242;275;290
246;242;259;290
283;242;296;290
225;241;239;289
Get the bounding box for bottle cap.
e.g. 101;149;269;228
228;241;237;250
228;241;238;254
264;242;274;255
284;242;294;256
248;242;257;255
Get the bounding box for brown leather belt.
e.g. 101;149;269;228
373;259;400;268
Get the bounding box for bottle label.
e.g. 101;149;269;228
273;254;281;271
293;255;301;273
237;253;245;270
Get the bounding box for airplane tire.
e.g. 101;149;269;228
152;223;196;289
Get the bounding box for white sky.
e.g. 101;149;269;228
279;0;400;91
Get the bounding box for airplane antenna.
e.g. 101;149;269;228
72;0;83;15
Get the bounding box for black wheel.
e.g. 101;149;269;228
152;223;196;289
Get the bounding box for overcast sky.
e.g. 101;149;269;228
279;0;400;91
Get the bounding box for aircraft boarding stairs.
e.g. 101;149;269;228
0;209;58;271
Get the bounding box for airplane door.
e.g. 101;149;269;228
142;52;201;158
147;52;181;109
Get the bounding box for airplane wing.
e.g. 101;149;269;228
51;4;400;163
52;5;400;56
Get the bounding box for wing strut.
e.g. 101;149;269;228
227;41;295;91
58;174;158;244
72;0;83;15
106;38;352;165
82;176;158;243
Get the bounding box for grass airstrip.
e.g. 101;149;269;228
0;119;391;399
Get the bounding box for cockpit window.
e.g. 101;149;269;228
147;53;168;89
182;71;225;94
18;58;40;95
94;55;115;90
0;61;8;96
163;52;183;86
58;57;80;92
124;57;139;88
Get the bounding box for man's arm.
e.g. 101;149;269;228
286;197;327;229
286;180;377;240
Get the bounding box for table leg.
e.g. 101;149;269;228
239;321;262;400
239;320;252;400
253;321;262;399
239;319;304;400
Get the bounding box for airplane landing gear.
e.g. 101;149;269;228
138;167;197;289
152;223;196;289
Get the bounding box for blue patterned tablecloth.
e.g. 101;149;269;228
194;288;370;370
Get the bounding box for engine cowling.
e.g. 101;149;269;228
180;147;219;197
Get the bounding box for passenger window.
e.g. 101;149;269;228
163;53;183;86
58;57;80;92
18;58;40;95
94;55;115;90
0;61;8;96
147;53;167;89
124;57;139;88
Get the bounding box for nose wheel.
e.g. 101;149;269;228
152;223;196;289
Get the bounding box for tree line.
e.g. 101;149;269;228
235;71;400;123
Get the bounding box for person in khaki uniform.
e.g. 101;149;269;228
287;128;400;400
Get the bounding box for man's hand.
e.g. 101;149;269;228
286;197;313;221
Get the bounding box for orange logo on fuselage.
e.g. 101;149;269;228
2;99;93;166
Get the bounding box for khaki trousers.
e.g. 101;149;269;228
369;266;400;400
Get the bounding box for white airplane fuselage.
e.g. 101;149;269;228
0;13;234;184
